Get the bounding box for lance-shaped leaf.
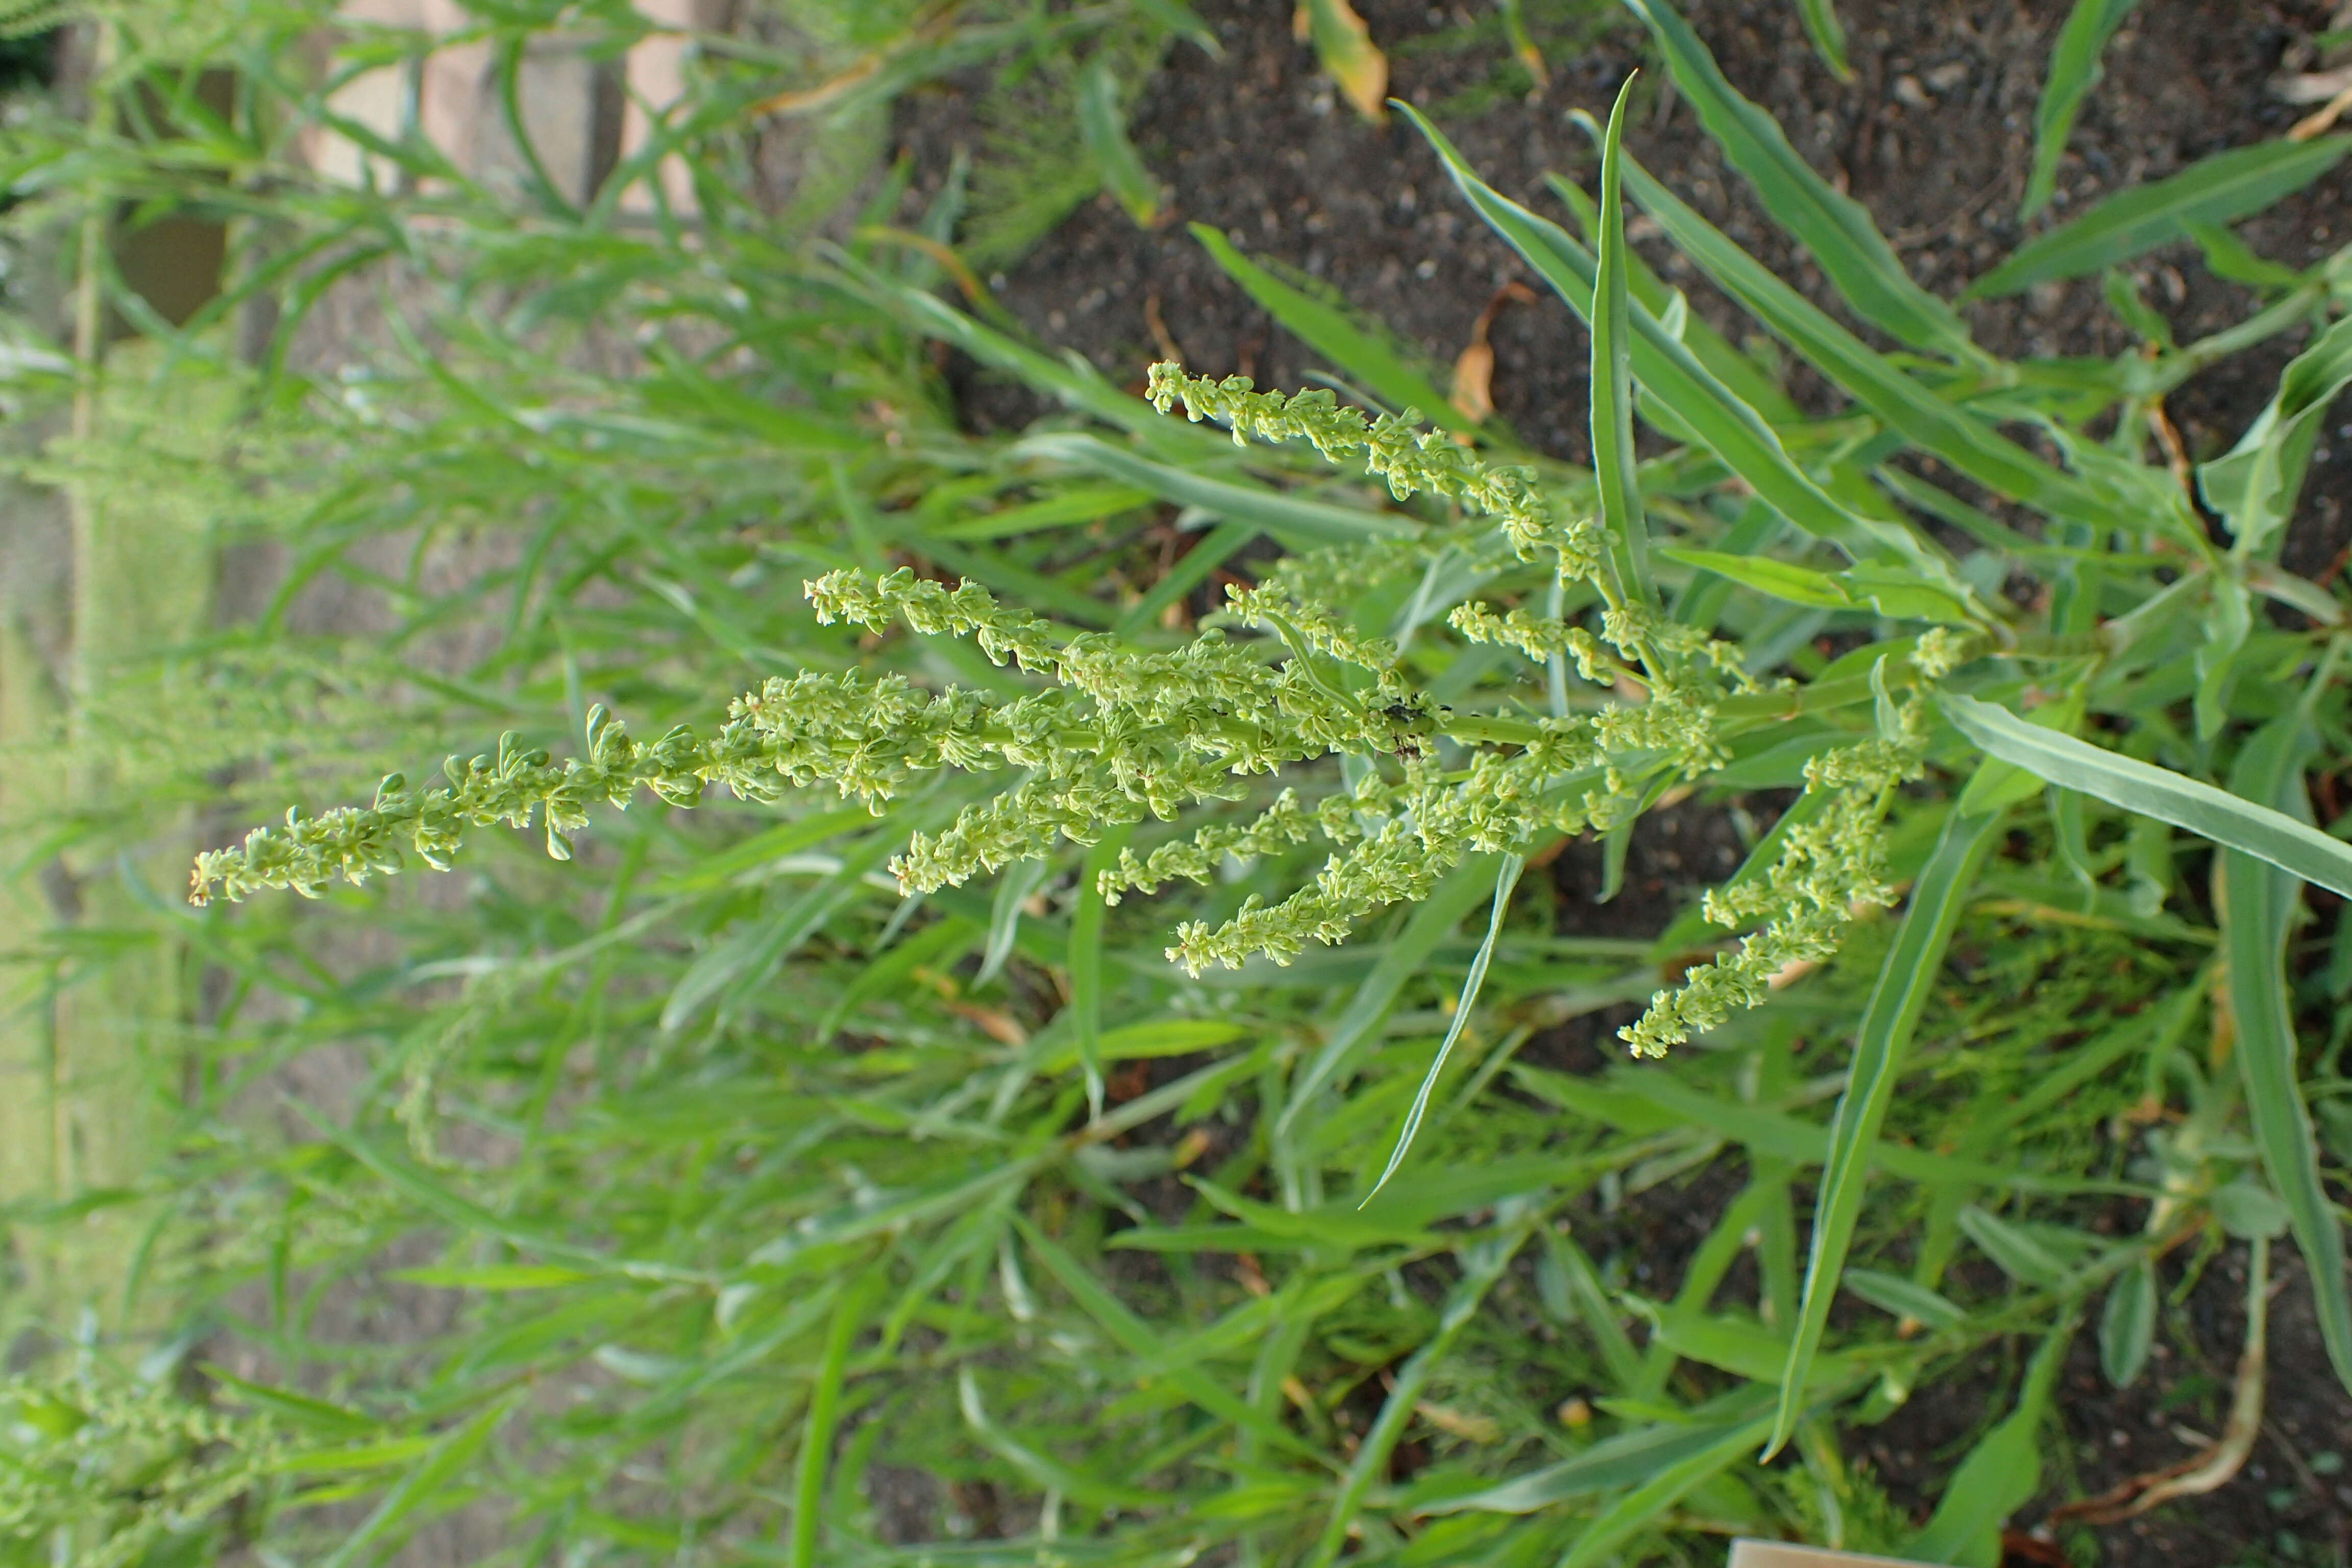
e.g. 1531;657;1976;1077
1403;106;1926;571
1192;223;1471;434
2221;716;2352;1398
1610;145;2112;529
1076;58;1161;226
1590;75;1652;605
2198;312;2352;560
1942;692;2352;899
1972;134;2352;298
1770;804;2005;1457
2024;0;2141;218
1621;0;1971;359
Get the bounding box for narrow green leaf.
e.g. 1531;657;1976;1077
1112;517;1257;638
830;253;1202;454
1612;149;2110;528
1192;223;1472;433
1794;0;1851;80
1013;1217;1336;1467
205;1369;378;1435
664;828;901;1032
1841;564;1977;624
1559;1409;1778;1567
1942;692;2352;900
2193;578;2252;742
1424;1393;1773;1513
1550;176;1800;420
1402;108;1895;562
2198;312;2352;559
295;1107;703;1285
1906;1320;2077;1566
1076;59;1161;226
1972;134;2352;298
2185;219;2308;293
1033;1018;1246;1075
925;484;1155;542
1591;75;1652;604
1308;1223;1531;1568
791;1271;885;1568
955;1369;1165;1510
1841;1268;1966;1330
2221;716;2352;1396
1364;852;1523;1201
2099;1255;2157;1387
1956;691;2086;816
1016;431;1418;546
318;1395;516;1568
383;1264;594;1291
1958;1204;2069;1287
1770;804;2005;1457
1661;546;1852;609
1279;853;1497;1140
1622;0;1971;359
1069;823;1135;1118
979;854;1050;988
1132;0;1222;55
2024;0;2141;218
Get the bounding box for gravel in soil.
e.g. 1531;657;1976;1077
888;0;2352;1559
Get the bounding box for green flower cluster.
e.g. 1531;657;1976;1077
193;369;1942;1054
0;1374;287;1568
1145;363;1602;576
1618;698;1928;1058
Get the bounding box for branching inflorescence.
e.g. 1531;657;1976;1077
192;366;1943;1055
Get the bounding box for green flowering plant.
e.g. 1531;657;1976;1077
184;36;2352;1481
188;351;1958;1060
0;1371;287;1568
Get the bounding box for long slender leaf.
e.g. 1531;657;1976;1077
1363;852;1523;1200
1076;58;1160;226
1279;853;1497;1139
1423;1392;1772;1512
791;1270;884;1568
1591;76;1652;604
1972;134;2352;298
1069;824;1135;1118
1793;0;1851;80
1621;0;1971;359
1192;223;1472;434
1558;1408;1778;1567
1012;1217;1337;1467
1770;804;2005;1456
2099;1255;2157;1388
2023;0;2141;218
1017;431;1417;546
1943;692;2352;899
2198;312;2352;559
317;1395;516;1568
1306;1220;1531;1567
1403;107;1906;566
2221;716;2352;1396
1611;148;2111;528
1906;1319;2077;1565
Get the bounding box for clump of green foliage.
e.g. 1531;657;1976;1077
9;0;2352;1565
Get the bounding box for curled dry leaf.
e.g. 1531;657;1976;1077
1449;281;1535;425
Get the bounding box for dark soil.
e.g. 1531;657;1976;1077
891;0;2352;1561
